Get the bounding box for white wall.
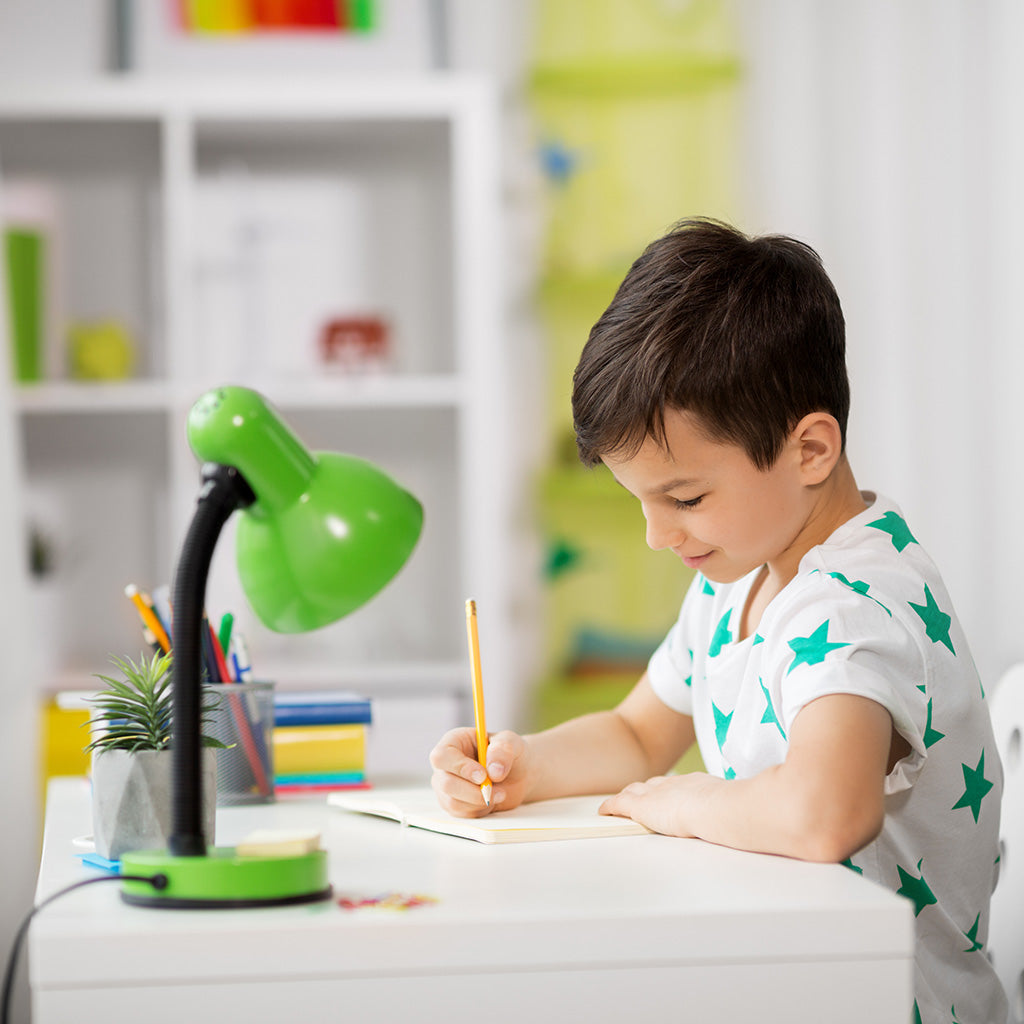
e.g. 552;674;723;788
740;0;1024;693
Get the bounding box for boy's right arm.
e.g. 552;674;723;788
429;673;696;817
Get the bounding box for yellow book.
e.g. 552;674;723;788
272;723;365;775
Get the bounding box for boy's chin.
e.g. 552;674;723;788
697;562;763;586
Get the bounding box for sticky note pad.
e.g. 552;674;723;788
235;828;322;857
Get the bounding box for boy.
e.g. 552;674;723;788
429;219;1005;1023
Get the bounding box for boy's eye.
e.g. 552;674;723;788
672;495;704;511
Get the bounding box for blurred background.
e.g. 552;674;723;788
2;1;1023;1019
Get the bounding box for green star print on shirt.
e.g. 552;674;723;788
909;584;956;655
759;679;786;739
708;610;733;657
867;510;917;551
952;751;994;823
713;702;733;749
896;859;937;917
923;699;945;749
786;619;849;674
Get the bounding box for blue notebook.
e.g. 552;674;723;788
273;691;372;726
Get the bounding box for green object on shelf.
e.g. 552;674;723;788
4;228;44;382
68;319;136;380
349;0;376;32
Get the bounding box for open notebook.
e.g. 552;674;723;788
328;787;653;845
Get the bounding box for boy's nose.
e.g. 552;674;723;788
644;507;685;552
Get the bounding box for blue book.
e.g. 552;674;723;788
273;691;372;727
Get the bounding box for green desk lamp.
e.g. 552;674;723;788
120;386;423;907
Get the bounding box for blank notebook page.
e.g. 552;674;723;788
327;787;652;844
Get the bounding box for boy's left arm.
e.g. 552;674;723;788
600;692;893;863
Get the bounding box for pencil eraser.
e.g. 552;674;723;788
235;828;322;858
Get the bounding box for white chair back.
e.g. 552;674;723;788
990;663;1024;1023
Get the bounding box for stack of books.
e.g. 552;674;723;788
272;691;373;794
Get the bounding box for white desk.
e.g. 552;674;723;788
31;777;914;1023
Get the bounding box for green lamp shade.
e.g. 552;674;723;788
187;386;423;633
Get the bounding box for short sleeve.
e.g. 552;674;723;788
766;575;930;794
647;576;704;716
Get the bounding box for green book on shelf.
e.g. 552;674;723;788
4;227;45;382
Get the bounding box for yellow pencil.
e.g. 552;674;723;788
465;599;492;806
125;584;171;654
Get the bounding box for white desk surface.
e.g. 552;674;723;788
31;776;914;1023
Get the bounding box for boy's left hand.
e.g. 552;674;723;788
600;773;719;839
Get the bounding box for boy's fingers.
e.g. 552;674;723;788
600;782;646;817
431;769;494;817
428;727;477;771
599;794;625;816
452;752;489;785
484;730;524;781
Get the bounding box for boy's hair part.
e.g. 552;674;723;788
571;218;849;471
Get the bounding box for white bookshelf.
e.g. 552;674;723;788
0;75;516;772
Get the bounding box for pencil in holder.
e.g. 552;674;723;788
203;681;275;805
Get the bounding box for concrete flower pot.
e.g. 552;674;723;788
91;748;217;860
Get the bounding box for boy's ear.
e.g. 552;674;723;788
792;412;843;484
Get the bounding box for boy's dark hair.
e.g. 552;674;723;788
572;218;848;471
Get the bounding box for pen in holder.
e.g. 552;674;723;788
203;681;275;805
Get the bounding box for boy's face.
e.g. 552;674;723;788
602;408;814;584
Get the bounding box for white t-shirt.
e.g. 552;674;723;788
648;492;1006;1024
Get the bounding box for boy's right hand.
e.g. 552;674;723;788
429;727;532;817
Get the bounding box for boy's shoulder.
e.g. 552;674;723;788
797;493;941;591
771;492;966;658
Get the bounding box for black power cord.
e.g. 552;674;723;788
1;872;168;1024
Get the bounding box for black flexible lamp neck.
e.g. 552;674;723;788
168;463;255;858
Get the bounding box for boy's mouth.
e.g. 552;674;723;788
680;551;712;569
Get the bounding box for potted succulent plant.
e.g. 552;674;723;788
87;651;224;860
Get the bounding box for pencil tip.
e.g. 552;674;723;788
481;782;492;807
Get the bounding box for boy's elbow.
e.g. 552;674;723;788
792;796;884;864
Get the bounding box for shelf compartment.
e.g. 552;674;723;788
0;117;166;382
189;116;454;382
20;410;174;681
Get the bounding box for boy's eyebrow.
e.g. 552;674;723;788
609;475;702;496
653;477;702;494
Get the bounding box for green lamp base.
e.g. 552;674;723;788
120;847;332;909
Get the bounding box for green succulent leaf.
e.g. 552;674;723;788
85;651;225;753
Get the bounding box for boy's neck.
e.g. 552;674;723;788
771;454;866;584
743;458;866;638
